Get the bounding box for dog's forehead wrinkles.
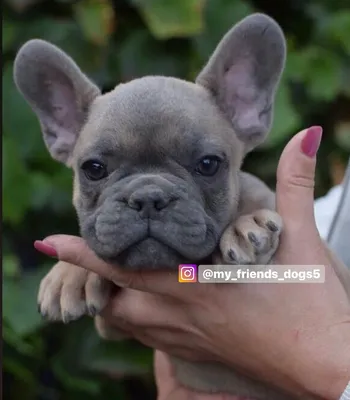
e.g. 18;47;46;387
97;77;222;132
75;76;241;162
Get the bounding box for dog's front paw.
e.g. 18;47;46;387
38;261;113;323
220;209;283;265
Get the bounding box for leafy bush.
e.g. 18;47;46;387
3;0;350;399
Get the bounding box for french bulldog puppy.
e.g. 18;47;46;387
15;13;317;400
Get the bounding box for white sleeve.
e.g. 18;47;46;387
339;381;350;400
314;184;343;239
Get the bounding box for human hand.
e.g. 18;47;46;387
154;350;248;400
34;127;350;399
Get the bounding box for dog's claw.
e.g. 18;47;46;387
266;221;279;232
248;232;259;247
228;249;237;262
87;305;98;317
62;311;76;324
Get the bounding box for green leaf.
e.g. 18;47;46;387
3;17;19;51
319;11;350;55
285;47;342;101
17;18;105;76
81;337;153;375
53;319;152;376
3;61;73;220
284;49;311;81
193;0;254;62
131;0;205;39
2;63;43;161
306;52;342;100
28;171;72;212
54;360;102;395
3;322;39;357
17;18;76;43
29;173;57;210
262;81;300;149
3;266;51;336
2;136;32;225
3;254;21;278
3;357;36;385
74;0;115;46
117;29;188;79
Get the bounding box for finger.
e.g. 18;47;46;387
102;289;192;329
34;235;203;300
35;235;123;282
274;126;333;266
154;352;245;400
276;126;322;232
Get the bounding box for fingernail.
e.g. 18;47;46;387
34;240;58;258
301;126;323;158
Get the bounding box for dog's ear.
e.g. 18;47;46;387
196;13;286;152
14;40;101;166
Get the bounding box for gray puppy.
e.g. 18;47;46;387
14;13;338;400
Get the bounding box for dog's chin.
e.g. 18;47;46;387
102;237;191;271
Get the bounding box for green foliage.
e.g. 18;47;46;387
132;0;205;38
3;0;350;399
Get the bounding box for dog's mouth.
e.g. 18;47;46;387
103;236;188;270
86;209;219;267
80;195;221;270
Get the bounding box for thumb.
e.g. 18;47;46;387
276;126;322;231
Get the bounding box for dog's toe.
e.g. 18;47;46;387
85;272;112;317
37;261;112;323
38;272;63;321
220;209;283;265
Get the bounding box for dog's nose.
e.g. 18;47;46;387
128;185;171;214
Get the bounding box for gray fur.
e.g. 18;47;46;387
13;13;309;399
14;13;285;271
196;13;286;153
73;77;244;269
13;39;100;165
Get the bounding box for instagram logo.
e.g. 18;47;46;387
178;264;197;283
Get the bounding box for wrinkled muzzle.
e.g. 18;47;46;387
79;174;220;270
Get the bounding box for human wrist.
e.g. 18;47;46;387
301;357;350;400
319;365;350;400
290;328;350;399
218;325;350;399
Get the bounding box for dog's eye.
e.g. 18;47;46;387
195;156;221;176
81;160;108;181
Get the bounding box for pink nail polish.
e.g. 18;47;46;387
301;126;323;157
34;240;58;258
